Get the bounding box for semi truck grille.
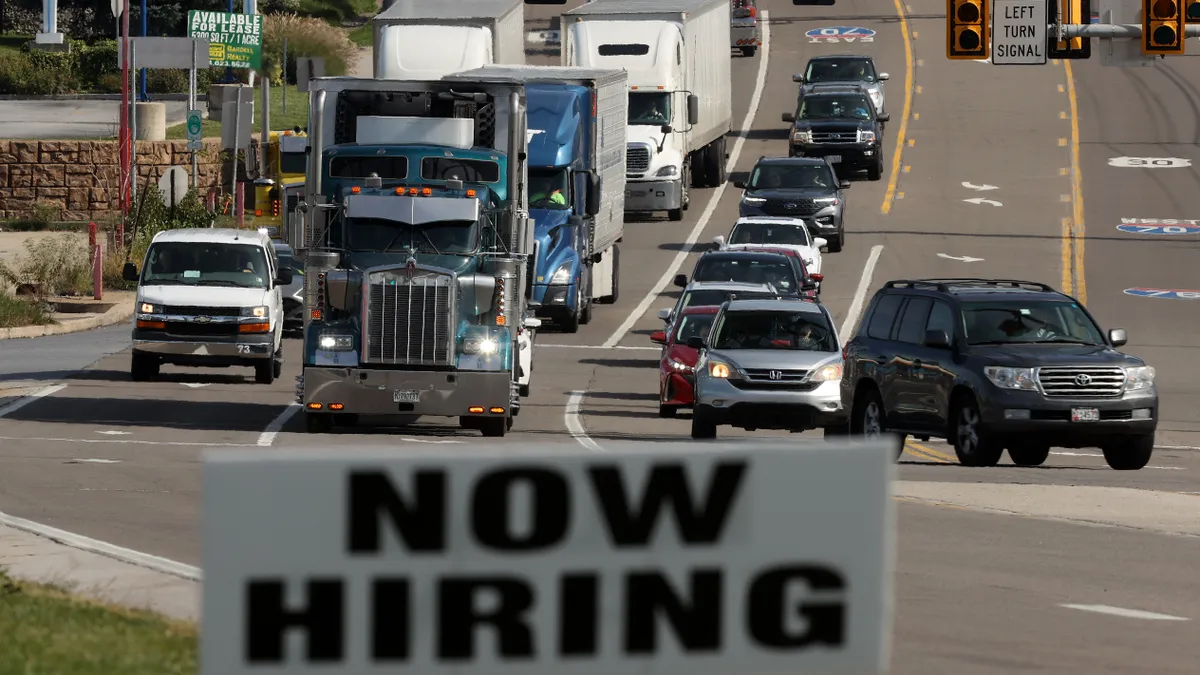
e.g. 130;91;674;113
1036;366;1125;398
627;145;650;174
365;273;455;366
761;199;820;216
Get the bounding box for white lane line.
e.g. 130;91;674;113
539;344;660;351
1156;444;1200;451
67;458;122;464
565;390;603;452
257;402;302;446
96;430;132;436
1060;604;1190;621
0;509;202;581
1052;451;1099;457
0;384;67;419
600;10;772;349
839;245;885;339
0;435;257;447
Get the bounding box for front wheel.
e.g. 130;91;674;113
867;158;883;181
952;397;1003;466
851;388;905;460
691;407;717;439
1008;443;1050;467
306;412;332;434
479;416;508;438
130;353;159;381
255;359;276;384
1102;435;1154;470
827;227;844;253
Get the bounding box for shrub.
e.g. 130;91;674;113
263;13;355;84
0;234;93;298
0;39;228;96
5;203;62;232
0;288;53;329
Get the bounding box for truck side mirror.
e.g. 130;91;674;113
1108;328;1128;347
289;203;308;251
781;112;795;123
585;174;602;216
660;124;673;134
687;94;699;126
673;274;687;288
275;268;294;286
122;262;139;282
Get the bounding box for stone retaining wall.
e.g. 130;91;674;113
0;140;233;222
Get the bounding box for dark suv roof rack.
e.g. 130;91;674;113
727;293;816;303
883;278;1057;293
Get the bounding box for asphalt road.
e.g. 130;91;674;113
1;0;1198;671
0;100;188;139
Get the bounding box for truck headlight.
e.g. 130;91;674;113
808;364;843;382
243;305;268;318
792;129;812;143
742;195;766;204
858;129;877;143
318;334;354;351
984;366;1037;391
139;302;161;314
656;165;679;178
463;337;498;355
550;261;573;285
1125;365;1155;391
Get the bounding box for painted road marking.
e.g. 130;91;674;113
95;430;132;436
881;0;914;215
600;10;771;348
0;435;257;447
565;390;603;452
180;383;210;388
806;26;876;43
840;245;885;338
0;384;67;419
66;458;122;464
964;197;1002;206
257;402;301;447
938;253;984;262
1108;157;1192;168
1060;604;1190;621
962;181;997;191
1117;223;1200;235
1124;288;1200;300
539;344;660;351
1064;60;1086;304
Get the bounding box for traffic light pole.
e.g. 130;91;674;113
1055;23;1200;38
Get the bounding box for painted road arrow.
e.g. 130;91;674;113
964;197;1002;206
95;430;131;435
961;181;998;191
938;253;985;262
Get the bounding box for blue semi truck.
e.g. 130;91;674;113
445;66;628;332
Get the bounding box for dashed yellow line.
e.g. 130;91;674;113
1058;138;1068;147
1061;217;1072;293
881;0;915;215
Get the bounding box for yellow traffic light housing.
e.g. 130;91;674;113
1187;0;1200;22
1048;0;1092;59
947;0;989;59
1143;0;1185;54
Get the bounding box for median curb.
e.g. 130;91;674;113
0;301;132;340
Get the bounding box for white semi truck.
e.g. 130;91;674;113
561;0;732;222
372;0;526;79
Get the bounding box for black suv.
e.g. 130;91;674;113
841;279;1158;470
735;156;848;251
782;88;888;181
793;54;889;118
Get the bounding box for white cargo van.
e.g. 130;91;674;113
372;0;525;79
121;228;290;384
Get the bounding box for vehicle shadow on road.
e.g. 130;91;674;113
584;391;659;401
581;408;665;420
0;369;251;385
0;395;285;431
579;357;660;369
658;241;721;252
741;127;790;141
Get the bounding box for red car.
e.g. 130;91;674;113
650;305;721;418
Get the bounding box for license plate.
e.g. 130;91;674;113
1071;407;1099;422
826;155;842;163
393;389;421;404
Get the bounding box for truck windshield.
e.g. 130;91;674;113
142;242;270;289
281;151;306;176
962;301;1106;345
629;92;671;126
345;218;479;255
530;168;570;210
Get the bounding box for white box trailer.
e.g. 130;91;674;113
562;0;732;222
372;0;526;80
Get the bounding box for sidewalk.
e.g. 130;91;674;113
0;291;135;340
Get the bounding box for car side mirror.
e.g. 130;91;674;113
809;273;823;283
878;73;890;81
658;307;671;321
275;268;294;286
122;262;139;282
791;73;804;83
924;329;951;349
781;112;795;123
733;180;746;189
660;124;673;134
673;274;687;288
687;94;700;125
687;336;705;350
1109;328;1128;347
814;237;828;249
877;113;890;123
839;180;851;189
712;234;726;249
650;330;668;345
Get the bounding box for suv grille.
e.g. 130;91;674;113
761;199;820;216
1036;366;1125;398
744;368;808;381
811;130;857;143
627;145;650;174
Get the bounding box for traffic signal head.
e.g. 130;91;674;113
1187;0;1200;21
947;0;989;59
1144;0;1185;54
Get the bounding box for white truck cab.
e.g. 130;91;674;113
121;228;290;384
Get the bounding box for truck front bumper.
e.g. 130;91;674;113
625;179;682;212
302;366;512;418
533;282;578;316
133;329;275;366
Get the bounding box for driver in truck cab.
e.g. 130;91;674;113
531;176;566;206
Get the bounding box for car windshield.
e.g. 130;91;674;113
748;164;834;190
675;314;717;343
345;218;479;255
961;301;1107;345
142;242;270;289
799;95;873;121
730;221;812;246
529;168;571;210
682;288;772;310
692;257;797;291
280;151;306;176
629;92;671;126
805;58;876;83
712;310;838;351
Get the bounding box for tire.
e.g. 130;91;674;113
598;246;620;304
560;306;580;333
255;359;276;384
668;208;684;221
1102;435;1154;470
691;408;717;439
850;387;905;460
272;356;283;379
130;352;159;381
827;227;844;253
305;412;332;434
519;383;530;397
659;404;678;419
1008;443;1051;467
741;46;757;57
867;159;883;181
709;137;728;187
480;416;508;438
688;150;706;190
951;396;1003;466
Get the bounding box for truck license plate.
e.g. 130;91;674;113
1071;407;1099;422
826;155;842;163
393;389;421;404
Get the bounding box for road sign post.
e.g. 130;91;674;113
201;439;897;675
992;0;1048;64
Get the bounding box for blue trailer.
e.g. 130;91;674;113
445;65;628;332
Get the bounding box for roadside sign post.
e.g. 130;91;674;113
992;0;1048;65
296;56;325;93
201;439;897;675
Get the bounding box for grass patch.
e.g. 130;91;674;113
0;570;197;674
0;34;30;55
349;24;373;47
297;0;377;23
0;291;53;328
166;83;310;140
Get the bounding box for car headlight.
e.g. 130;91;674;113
667;357;693;373
984;366;1038;391
708;360;736;378
742;195;766;204
463;337;499;355
550;261;573;285
813;197;839;206
808;364;843;382
243;305;268;318
656;165;679;177
1125;365;1155;391
139;302;161;314
858;129;876;143
318;334;354;351
792;129;812;143
869;89;882;103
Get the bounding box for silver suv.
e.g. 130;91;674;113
687;296;848;438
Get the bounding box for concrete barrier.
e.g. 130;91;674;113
134;102;167;141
